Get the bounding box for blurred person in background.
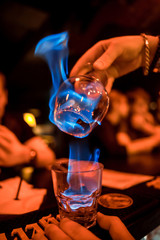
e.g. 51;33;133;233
127;87;159;138
91;89;160;158
91;89;129;158
0;72;56;170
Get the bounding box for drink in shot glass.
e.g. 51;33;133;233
51;159;104;228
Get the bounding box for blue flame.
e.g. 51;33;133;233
34;31;69;124
69;141;93;162
62;141;100;210
35;32;107;138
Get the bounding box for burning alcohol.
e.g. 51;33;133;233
51;159;103;228
58;192;98;228
54;75;109;138
35;32;109;138
35;31;105;227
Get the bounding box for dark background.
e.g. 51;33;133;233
0;0;160;123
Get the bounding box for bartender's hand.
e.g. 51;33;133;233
0;125;31;166
70;35;159;93
33;212;134;240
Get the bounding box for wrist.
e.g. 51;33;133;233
24;147;37;165
150;36;160;73
141;35;159;74
148;35;159;63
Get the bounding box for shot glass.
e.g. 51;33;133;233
51;159;104;228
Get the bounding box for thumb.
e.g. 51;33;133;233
97;212;135;240
105;76;115;94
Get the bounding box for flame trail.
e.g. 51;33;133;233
35;33;102;219
35;31;69;125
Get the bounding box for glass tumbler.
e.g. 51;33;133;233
51;159;104;228
53;74;109;138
